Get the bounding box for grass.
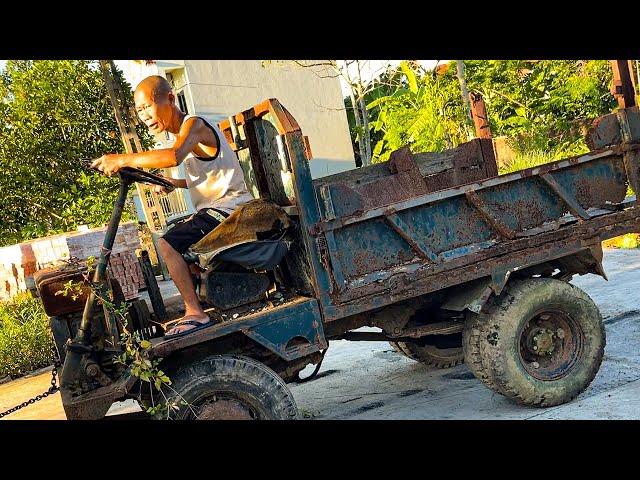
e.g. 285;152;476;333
602;233;640;249
0;291;53;378
498;149;558;175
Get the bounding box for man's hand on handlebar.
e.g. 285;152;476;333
153;177;174;194
83;157;177;192
91;154;123;176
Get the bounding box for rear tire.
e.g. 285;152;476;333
468;278;605;407
462;312;504;394
389;334;464;369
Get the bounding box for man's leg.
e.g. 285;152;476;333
157;238;208;334
157;209;225;335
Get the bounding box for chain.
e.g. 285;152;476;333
0;335;61;419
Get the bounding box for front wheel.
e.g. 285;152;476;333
148;355;299;420
467;278;605;407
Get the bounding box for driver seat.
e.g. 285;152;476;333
182;199;291;310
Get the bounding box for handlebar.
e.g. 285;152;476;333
81;159;175;192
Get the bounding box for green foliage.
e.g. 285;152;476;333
368;61;470;163
0;292;52;378
499;138;591;175
0;60;153;246
463;60;615;153
361;60;616;166
499;149;558;175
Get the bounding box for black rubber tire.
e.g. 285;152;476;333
462;311;505;394
147;355;299;420
389;336;465;369
471;278;605;407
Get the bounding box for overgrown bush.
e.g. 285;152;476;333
0;292;52;378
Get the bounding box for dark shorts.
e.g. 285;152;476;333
162;208;229;254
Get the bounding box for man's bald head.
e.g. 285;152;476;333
134;75;181;135
134;75;172;100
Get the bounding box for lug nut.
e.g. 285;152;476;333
532;362;539;369
556;328;565;339
533;346;538;351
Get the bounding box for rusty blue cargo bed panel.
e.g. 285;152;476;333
310;108;640;322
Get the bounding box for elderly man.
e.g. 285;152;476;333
92;75;253;337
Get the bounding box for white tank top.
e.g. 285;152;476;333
181;115;254;214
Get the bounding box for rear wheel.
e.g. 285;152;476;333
389;333;464;369
146;355;299;420
462;311;505;394
467;278;605;407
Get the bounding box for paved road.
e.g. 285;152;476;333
2;248;639;420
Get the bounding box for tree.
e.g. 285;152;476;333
0;60;153;247
463;60;616;154
367;60;618;164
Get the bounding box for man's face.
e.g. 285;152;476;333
134;87;173;135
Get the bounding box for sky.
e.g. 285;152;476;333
335;60;443;96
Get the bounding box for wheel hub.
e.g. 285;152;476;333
529;328;556;356
195;397;256;420
519;310;583;381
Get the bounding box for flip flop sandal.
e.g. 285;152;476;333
164;318;213;339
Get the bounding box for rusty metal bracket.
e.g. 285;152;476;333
585;240;608;281
616;109;640;205
540;173;590;221
384;213;439;263
465;191;517;240
228;115;246;149
319;184;336;221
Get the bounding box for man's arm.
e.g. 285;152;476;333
91;117;216;175
153;176;187;194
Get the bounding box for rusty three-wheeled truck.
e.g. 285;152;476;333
34;93;640;419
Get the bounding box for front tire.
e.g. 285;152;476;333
149;355;299;420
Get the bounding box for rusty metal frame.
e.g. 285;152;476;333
539;173;590;220
384;212;439;262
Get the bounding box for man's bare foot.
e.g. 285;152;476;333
165;314;211;336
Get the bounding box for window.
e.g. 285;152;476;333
177;91;189;114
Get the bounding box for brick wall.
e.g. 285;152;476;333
0;222;145;301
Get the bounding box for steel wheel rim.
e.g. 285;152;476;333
187;392;262;420
518;308;584;381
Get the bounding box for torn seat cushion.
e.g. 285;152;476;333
188;199;291;268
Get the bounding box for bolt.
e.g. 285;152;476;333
532;361;540;369
85;364;99;377
556;328;565;339
533;336;538;342
533;346;538;351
